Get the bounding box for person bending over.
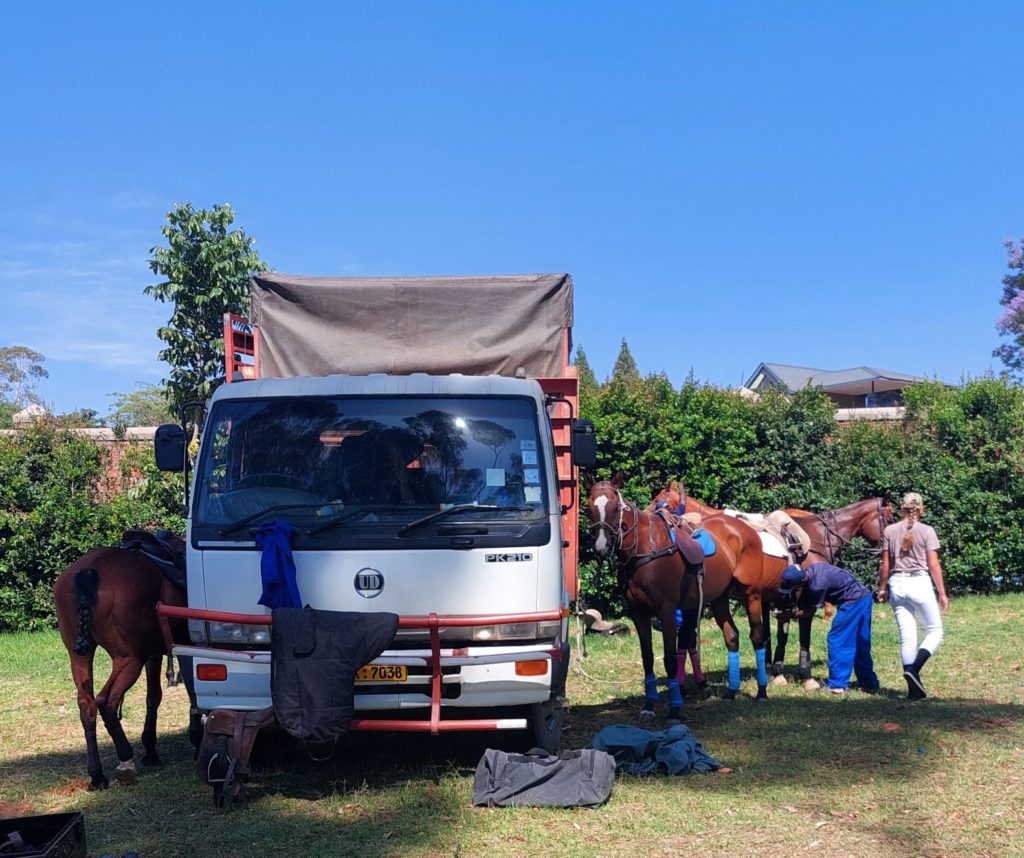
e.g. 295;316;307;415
779;562;880;695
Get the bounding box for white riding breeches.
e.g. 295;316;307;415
889;574;944;665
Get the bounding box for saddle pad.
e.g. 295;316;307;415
691;529;717;557
757;531;789;558
723;509;767;526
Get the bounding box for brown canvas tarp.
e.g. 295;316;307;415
249;272;573;379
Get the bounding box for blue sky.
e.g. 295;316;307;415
2;3;1022;418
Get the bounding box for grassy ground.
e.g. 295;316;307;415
1;594;1022;858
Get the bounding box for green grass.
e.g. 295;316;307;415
2;595;1023;857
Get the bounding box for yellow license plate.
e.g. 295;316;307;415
356;664;407;682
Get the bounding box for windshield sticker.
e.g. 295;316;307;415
524;486;542;503
521;450;537;466
486;468;506;487
520;440;536;451
524;468;540;485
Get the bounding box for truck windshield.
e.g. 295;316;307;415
192;396;548;536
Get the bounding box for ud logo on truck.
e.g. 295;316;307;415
354;568;384;597
485;553;533;563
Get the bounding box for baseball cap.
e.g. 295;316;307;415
779;564;806;595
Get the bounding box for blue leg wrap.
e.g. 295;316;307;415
755;647;769;687
644;673;659;703
668;678;683;708
727;651;741;691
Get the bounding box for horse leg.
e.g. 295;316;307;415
798;612;814;680
744;595;770;702
141;654;164;766
772;614;791;675
95;656;146;785
632;612;658;720
659;607;683;724
165;653;179;688
710;598;741;700
68;650;108;790
678;609;708;696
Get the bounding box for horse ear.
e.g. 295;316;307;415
611;470;625;489
581;470;595;493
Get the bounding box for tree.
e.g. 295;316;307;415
145;203;266;421
994;237;1024;379
610;338;641;386
573;345;600;414
0;345;48;407
106;383;175;429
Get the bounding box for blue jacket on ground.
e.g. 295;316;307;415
591;724;721;775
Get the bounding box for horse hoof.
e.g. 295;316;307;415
772;674;788;686
88;775;109;791
754;692;769;704
721;689;737;702
142;752;161;767
770;662;785;677
115;761;137;785
803;678;821;691
639;708;656;721
667;707;682;723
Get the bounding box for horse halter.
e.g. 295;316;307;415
589;486;644;560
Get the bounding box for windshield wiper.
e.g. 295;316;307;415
219;503;321;537
397;504;533;537
308;505;408;536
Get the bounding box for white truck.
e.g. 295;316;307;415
155;273;595;794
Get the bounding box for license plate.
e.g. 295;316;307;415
356;664;407;682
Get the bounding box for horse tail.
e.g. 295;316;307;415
73;566;99;656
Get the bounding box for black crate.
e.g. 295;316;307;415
0;813;86;858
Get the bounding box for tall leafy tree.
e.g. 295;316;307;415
573;345;600;416
105;383;175;429
0;345;48;407
610;338;641;386
994;237;1024;379
145;203;266;422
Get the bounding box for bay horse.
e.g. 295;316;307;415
53;533;196;790
587;472;779;720
652;481;893;679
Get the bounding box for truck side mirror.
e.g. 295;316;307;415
154;424;186;472
571;419;596;469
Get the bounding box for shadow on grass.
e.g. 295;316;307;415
6;686;1022;856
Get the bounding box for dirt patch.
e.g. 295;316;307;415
0;800;35;819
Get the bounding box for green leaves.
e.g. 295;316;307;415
145;202;266;419
577;346;1024;599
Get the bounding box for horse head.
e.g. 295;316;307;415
650;480;686;516
587;470;628;558
856;497;895;546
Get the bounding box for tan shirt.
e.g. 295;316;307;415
883;521;940;574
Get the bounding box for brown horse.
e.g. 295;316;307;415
653;481;893;678
53;535;194;790
587;472;781;719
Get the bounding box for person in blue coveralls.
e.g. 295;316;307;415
778;562;880;695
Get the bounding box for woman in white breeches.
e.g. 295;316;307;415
877;492;950;699
889;574;944;664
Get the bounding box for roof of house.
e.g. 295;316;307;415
746;362;937;397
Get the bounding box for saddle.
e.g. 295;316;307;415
720;509;809;563
197;706;277;803
653;509;705;567
120;529;187;590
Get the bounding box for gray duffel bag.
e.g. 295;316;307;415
472;746;616;808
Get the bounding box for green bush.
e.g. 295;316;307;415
0;422;184;631
577;370;1024;603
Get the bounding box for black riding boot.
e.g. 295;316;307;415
903;648;931;699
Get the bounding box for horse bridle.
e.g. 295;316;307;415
808;497;890;563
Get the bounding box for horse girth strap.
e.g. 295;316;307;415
626;543;680;572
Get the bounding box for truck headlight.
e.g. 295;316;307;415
470;620;561;642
